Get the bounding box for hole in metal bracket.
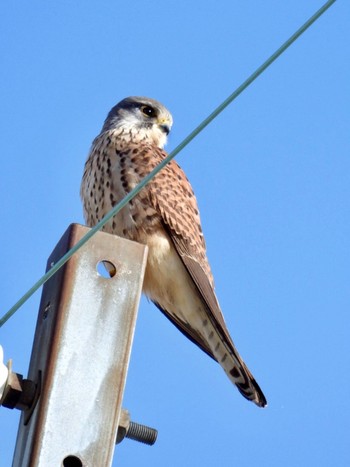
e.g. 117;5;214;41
43;301;51;320
97;260;117;278
62;455;83;467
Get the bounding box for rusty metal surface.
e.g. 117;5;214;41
12;224;148;467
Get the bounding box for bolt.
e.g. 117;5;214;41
116;409;158;446
126;421;158;446
0;360;38;412
1;370;23;409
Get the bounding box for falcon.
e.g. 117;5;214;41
81;96;266;407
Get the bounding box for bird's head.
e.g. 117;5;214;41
101;96;173;148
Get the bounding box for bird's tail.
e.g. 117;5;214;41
210;331;267;407
223;351;267;407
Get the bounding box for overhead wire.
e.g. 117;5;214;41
0;0;337;327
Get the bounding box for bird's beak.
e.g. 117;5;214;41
157;117;171;135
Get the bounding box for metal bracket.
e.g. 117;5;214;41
11;224;148;466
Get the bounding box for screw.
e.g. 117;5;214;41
116;409;158;446
126;421;158;445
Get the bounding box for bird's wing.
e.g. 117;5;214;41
147;149;237;353
147;147;266;407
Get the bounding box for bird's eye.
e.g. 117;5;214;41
140;105;156;118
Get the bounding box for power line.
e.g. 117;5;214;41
0;0;337;327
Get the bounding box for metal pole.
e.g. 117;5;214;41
12;224;148;466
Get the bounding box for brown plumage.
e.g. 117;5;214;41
81;96;267;407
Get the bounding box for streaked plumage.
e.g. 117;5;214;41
81;96;266;407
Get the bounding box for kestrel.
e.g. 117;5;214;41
81;96;266;407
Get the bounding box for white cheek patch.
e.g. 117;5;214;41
156;130;168;149
115;112;141;131
110;109;169;149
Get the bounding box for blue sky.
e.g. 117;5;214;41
1;1;349;466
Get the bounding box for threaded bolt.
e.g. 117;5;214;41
126;421;158;446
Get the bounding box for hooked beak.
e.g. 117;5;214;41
157;117;171;135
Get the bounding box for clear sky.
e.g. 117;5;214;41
1;1;349;466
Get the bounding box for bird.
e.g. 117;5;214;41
81;96;267;407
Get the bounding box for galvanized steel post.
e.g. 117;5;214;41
12;224;148;466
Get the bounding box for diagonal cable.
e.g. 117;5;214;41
0;0;336;327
